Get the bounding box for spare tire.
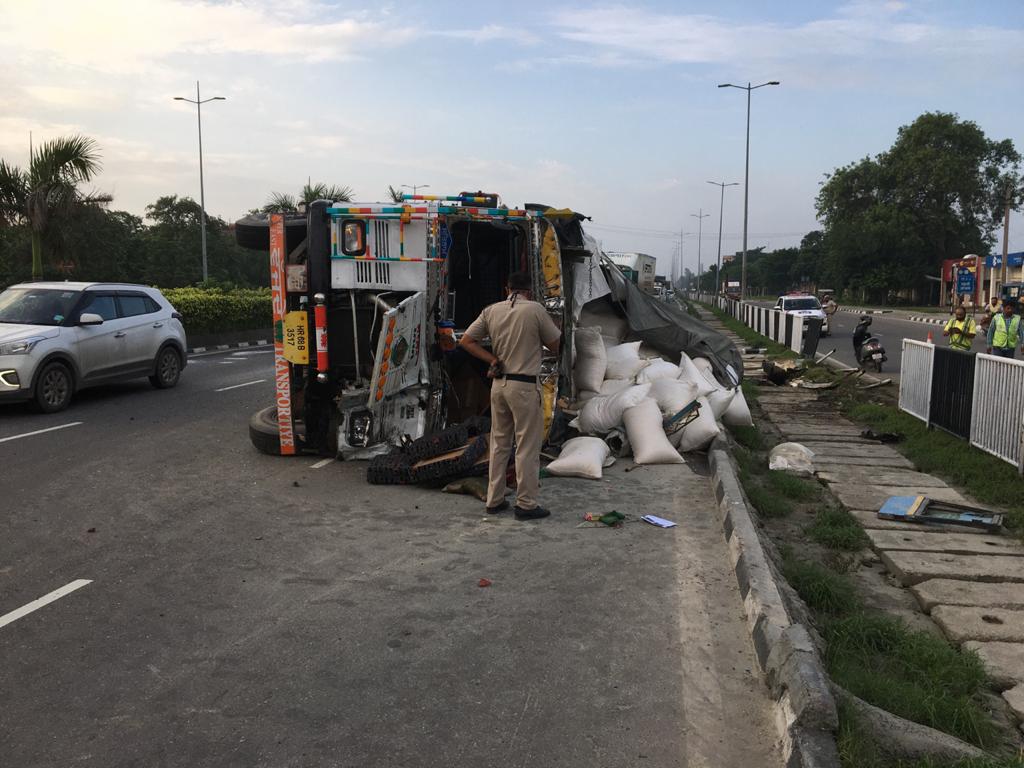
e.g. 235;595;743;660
249;405;306;455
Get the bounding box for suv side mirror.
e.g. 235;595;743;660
79;313;104;326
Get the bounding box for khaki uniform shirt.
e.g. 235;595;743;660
466;296;560;376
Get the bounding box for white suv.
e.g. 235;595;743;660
774;294;830;336
0;282;187;412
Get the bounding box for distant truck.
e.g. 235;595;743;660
607;252;657;294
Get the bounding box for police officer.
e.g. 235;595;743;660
460;272;561;520
987;301;1023;358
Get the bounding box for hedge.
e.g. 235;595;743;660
161;287;272;335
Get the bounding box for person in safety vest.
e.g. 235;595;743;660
986;302;1023;359
459;272;561;520
943;306;976;351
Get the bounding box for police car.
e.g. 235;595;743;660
773;293;830;336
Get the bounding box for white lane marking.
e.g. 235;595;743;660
218;361;236;365
214;379;266;392
0;579;92;630
0;422;83;444
310;458;333;469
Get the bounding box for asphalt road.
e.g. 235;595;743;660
0;348;778;768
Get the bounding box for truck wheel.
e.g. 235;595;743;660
249;406;305;455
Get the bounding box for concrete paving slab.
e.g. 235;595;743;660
866;530;1024;557
881;550;1024;586
963;642;1024;688
830;484;970;512
817;469;948;488
849;509;992;535
783;434;876;445
799;442;907;458
931;605;1024;643
912;579;1024;611
814;455;916;469
1002;684;1024;725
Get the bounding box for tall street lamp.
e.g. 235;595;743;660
718;80;779;300
707;180;739;296
174;81;225;283
691;210;710;296
402;183;430;196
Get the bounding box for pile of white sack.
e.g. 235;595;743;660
547;326;753;480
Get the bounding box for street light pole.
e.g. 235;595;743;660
718;80;779;301
691;210;710;297
174;81;225;283
708;180;739;297
402;183;430;195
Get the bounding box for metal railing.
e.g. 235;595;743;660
710;295;817;356
898;339;934;423
970;353;1024;471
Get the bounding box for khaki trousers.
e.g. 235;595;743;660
486;379;543;510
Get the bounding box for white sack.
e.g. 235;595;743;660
605;341;646;380
636;358;680;384
769;442;815;476
623;398;685;465
707;387;736;420
575;383;652;435
577;390;599;403
692;356;714;377
573;326;607;393
672;396;721;452
722;388;754;427
649;378;699;417
677;352;715;398
599;379;632;396
546;437;614;479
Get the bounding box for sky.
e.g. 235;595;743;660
2;0;1023;279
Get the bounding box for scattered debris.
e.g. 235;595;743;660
768;442;815;476
762;358;806;386
877;495;1004;533
478;578;492;588
86;527;96;534
583;510;626;527
861;429;903;443
641;514;677;528
443;476;489;501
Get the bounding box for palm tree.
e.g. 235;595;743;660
261;183;354;214
386;185;404;203
0;135;108;279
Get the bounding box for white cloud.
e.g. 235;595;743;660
437;24;540;45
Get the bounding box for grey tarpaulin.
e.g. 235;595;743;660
602;261;743;387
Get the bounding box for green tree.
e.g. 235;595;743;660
817;112;1021;302
386;185;404;203
0;135;111;279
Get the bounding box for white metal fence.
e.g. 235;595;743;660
898;339;934;423
970;353;1024;471
709;295;813;356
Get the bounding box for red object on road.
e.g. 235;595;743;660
478;578;492;588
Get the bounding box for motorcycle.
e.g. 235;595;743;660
857;335;887;373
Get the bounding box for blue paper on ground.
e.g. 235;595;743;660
641;514;676;528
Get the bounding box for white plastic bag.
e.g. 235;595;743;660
722;388;754;427
677;352;715;398
672;396;721;452
546;437;615;479
649;378;699;417
575;383;652;435
599;378;633;396
623;398;684;464
573;326;606;393
769;442;815;476
636;358;680;384
605;341;646;380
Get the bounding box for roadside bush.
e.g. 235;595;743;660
162;287;272;335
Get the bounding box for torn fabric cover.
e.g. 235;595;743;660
602;261;743;387
527;204;589;248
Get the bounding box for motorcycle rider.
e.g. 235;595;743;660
853;315;872;362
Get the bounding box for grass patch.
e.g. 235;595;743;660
729;424;765;451
841;401;1024;535
765;469;821;501
740;377;760;403
825;612;999;749
782;551;860;615
807;506;872;551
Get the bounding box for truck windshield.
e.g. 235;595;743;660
784;298;820;310
0;287;82;326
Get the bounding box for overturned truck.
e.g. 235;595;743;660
236;192;742;460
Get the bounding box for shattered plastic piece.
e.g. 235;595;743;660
641;515;677;528
768;442;815;476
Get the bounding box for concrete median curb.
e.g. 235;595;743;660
188;339;271;355
708;441;841;768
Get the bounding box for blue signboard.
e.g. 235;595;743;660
956;270;976;295
985;252;1024;268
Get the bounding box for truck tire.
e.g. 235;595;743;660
249;406;305;455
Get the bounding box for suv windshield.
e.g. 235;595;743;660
0;287;82;326
783;298;821;311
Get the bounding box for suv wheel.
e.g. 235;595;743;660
150;346;182;389
34;362;73;413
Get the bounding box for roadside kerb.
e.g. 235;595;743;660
709;440;841;768
189;338;271;354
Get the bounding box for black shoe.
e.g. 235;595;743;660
485;499;510;513
514;506;551;520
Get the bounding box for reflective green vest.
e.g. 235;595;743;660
992;314;1022;349
944;317;975;350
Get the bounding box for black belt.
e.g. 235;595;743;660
504;374;537;383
